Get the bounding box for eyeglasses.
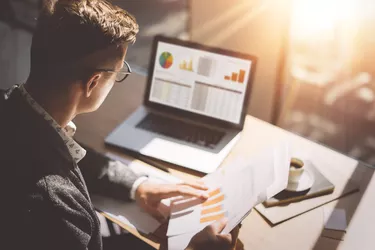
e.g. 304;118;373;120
96;60;132;83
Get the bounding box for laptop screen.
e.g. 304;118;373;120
148;40;254;125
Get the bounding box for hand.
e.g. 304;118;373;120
186;218;239;250
135;180;209;221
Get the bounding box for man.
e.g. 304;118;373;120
0;0;238;249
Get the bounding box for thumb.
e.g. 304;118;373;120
217;233;233;246
210;217;228;233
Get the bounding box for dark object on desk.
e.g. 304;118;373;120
264;161;335;207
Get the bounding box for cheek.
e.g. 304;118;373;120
96;80;115;104
102;81;115;97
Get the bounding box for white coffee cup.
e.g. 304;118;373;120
288;158;305;183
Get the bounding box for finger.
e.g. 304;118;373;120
217;233;233;246
180;180;208;190
169;196;187;203
158;185;209;200
209;217;228;233
230;225;240;240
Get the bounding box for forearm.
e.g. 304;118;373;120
78;145;145;201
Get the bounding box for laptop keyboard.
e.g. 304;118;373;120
136;114;225;149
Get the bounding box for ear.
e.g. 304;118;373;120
85;73;101;98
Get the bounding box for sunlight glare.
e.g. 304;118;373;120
291;0;358;40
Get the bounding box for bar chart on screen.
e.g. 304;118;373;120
224;69;246;84
179;58;194;72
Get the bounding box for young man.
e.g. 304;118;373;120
0;0;238;249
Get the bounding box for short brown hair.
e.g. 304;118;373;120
30;0;139;80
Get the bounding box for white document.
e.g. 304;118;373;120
266;143;291;199
91;153;181;234
168;232;196;250
167;142;291;238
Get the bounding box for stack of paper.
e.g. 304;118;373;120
167;142;291;250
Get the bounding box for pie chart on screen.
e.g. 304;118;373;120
159;52;173;69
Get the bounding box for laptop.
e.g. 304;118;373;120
105;35;257;173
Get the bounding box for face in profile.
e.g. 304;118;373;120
85;72;117;112
79;45;128;113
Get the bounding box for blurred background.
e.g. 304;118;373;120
1;0;375;166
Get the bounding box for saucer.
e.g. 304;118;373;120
286;167;315;192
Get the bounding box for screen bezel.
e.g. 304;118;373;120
143;35;257;130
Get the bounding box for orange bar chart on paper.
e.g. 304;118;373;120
167;187;227;236
200;188;227;224
201;204;223;215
